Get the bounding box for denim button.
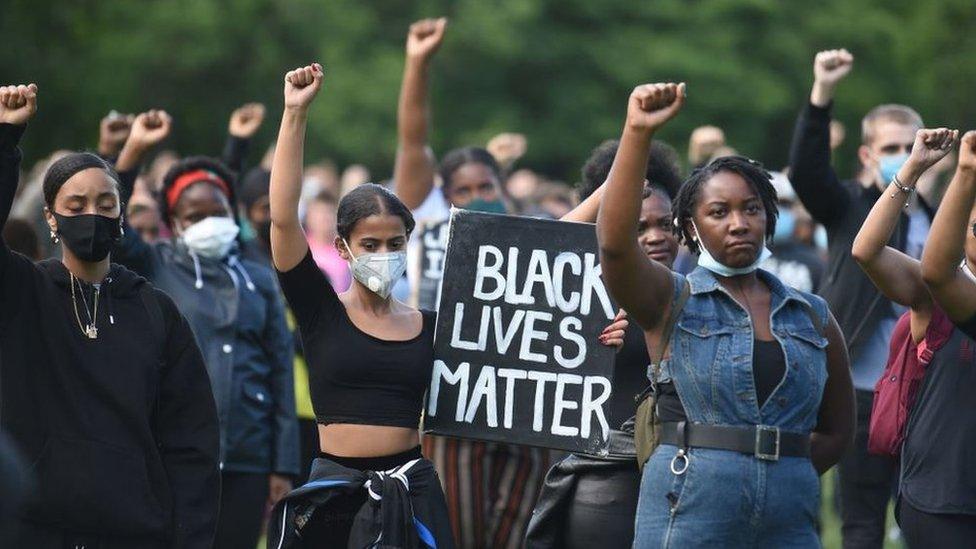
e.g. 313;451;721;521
777;396;788;407
222;344;233;354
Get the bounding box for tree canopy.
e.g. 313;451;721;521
3;0;974;183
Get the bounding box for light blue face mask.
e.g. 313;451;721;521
878;153;909;184
814;225;828;250
773;209;795;244
691;221;772;277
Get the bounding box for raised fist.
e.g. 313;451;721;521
284;63;323;112
229;102;266;138
906;128;958;177
0;84;38;125
128;109;173;150
813;49;854;87
626;82;686;134
959;131;976;173
99;111;135;156
487;133;527;167
406;18;448;62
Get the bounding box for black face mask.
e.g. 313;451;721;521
53;213;122;262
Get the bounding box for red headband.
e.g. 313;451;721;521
166;169;231;210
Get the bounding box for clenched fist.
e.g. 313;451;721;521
229;102;266;138
406;18;448;63
959;131;976;173
284;63;323;112
487;132;527;168
0;84;38;125
903;128;958;179
811;49;853;107
626;83;686;135
99;111;135;157
128;110;173;150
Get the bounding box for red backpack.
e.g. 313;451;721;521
868;306;954;457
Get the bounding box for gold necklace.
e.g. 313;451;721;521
70;274;99;339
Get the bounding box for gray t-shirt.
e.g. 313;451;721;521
901;321;976;514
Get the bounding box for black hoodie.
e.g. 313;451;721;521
0;123;219;548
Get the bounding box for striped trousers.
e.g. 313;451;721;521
423;435;551;549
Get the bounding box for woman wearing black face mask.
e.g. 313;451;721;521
0;85;220;548
111;113;300;549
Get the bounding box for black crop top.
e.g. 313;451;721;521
277;250;436;428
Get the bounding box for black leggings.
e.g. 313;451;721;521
302;446;424;546
899;498;976;549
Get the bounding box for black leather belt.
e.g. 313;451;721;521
659;421;810;461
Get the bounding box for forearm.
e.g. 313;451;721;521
561;179;604;223
0;123;26;229
922;167;976;284
852;162;924;263
115;140;151;173
788;103;845;224
269;111;307;230
596;127;651;256
393;58;435;209
221;134;250;178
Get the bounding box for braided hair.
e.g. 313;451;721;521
672;155;778;254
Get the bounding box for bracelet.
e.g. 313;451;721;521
889;174;914;208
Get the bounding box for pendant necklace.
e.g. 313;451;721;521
70;274;100;339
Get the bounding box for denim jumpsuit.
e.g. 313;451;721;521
634;267;830;548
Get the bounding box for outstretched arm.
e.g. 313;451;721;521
393;18;447;210
811;311;855;474
921;131;976;323
112;110;172;276
0;84;37;283
221;102;266;180
788;49;854;228
269;63;323;272
97;111;134;161
597;83;684;331
852;128;957;312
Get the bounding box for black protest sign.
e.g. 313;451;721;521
424;210;618;455
413;218;450;311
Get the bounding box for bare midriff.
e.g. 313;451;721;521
318;423;421;457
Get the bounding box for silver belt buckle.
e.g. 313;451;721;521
755;425;780;461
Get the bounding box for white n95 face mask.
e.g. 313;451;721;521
181;216;240;259
343;239;407;299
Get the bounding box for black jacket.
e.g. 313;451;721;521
267;456;455;549
0;124;220;547
788;103;931;353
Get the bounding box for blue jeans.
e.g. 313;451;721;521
634;444;821;548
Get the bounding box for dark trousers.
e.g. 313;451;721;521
837;389;898;549
214;471;268;549
898;498;976;548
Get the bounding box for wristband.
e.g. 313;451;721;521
889;174;915;209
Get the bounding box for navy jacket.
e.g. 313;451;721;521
113;229;299;476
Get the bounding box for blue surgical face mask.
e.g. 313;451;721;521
691;221;772;277
878;153;909;185
773;209;795;244
814;225;828;250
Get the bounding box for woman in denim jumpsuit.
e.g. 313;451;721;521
596;82;855;548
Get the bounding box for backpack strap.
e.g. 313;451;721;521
650;279;691;385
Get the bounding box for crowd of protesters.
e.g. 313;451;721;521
0;16;974;549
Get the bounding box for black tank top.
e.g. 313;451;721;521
277;251;435;428
657;338;786;422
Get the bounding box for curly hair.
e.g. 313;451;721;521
579;139;682;201
672;155;778;254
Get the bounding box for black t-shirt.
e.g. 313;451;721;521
901;319;976;514
277;250;436;429
607;324;652;429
